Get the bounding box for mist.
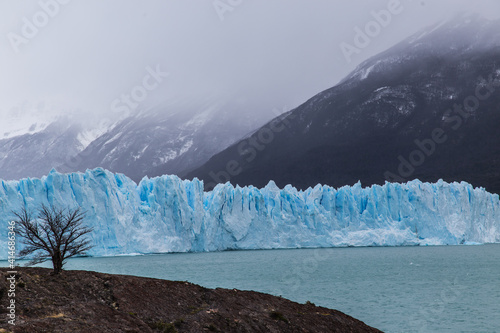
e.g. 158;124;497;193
1;0;499;122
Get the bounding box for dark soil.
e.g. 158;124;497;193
0;267;382;332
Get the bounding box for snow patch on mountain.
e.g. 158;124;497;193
0;104;60;139
77;126;110;150
182;105;217;129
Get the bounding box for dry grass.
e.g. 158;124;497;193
44;312;65;319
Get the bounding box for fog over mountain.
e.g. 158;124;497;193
1;1;499;120
0;1;499;183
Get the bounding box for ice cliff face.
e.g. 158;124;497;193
1;168;499;258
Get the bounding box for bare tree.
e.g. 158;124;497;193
13;205;93;274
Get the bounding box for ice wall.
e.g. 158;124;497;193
1;168;499;258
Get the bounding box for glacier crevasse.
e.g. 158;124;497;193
1;168;499;257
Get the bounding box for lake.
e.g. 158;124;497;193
3;244;500;332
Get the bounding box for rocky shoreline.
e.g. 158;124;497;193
0;267;382;332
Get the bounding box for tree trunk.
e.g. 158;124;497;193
52;251;63;274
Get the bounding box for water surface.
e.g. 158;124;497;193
4;245;500;332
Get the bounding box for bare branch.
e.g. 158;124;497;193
13;205;93;274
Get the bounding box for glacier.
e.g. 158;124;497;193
1;168;499;258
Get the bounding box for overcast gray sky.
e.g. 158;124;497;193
1;0;499;121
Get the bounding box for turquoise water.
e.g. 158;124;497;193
4;245;500;332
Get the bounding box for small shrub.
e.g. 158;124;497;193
188;306;204;314
206;323;217;331
173;318;184;328
269;311;289;323
149;320;178;333
164;326;177;333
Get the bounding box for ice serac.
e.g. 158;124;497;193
1;168;499;257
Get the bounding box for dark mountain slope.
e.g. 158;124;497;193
187;14;500;194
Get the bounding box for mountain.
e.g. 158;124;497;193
0;98;270;183
59;98;269;182
187;14;500;194
2;169;499;258
0;116;97;181
0;102;102;181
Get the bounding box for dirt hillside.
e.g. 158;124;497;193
0;267;382;332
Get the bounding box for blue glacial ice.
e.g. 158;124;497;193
1;168;499;258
